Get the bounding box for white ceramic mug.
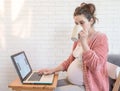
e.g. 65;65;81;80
71;25;83;41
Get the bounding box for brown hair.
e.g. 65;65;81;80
74;2;98;26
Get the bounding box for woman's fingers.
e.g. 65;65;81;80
38;69;47;74
38;69;53;75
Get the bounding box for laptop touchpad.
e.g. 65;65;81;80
28;72;42;81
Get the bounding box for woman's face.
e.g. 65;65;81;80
74;14;93;32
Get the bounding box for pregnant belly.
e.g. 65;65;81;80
67;59;84;85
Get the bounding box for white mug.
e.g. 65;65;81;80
71;25;83;41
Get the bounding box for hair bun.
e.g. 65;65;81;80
80;2;95;15
88;3;95;15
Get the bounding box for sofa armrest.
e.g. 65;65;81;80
112;73;120;91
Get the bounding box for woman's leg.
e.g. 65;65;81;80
107;62;120;79
54;85;85;91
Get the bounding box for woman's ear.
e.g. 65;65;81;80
90;18;94;26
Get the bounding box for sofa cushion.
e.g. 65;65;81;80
108;54;120;66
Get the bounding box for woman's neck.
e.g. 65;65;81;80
88;27;96;38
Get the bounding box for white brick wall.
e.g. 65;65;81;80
0;0;120;91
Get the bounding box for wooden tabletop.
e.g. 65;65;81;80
8;74;58;91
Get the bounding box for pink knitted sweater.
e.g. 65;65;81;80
61;32;109;91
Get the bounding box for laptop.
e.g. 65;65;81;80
11;51;54;84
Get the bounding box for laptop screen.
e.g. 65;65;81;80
11;51;32;80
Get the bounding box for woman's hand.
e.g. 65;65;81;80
78;28;90;52
38;65;64;75
79;28;88;42
38;68;55;75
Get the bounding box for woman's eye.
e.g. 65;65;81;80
79;21;84;25
75;22;78;25
80;22;83;25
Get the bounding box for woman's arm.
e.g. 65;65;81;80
82;33;108;71
38;42;77;74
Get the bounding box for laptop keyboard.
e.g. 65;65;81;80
28;72;42;81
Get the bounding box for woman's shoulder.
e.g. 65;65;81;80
93;31;108;44
89;31;108;48
95;31;108;40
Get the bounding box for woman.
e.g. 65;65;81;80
39;2;109;91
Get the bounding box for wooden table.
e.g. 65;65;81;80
8;74;58;91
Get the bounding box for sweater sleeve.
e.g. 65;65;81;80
82;33;108;72
60;42;77;71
